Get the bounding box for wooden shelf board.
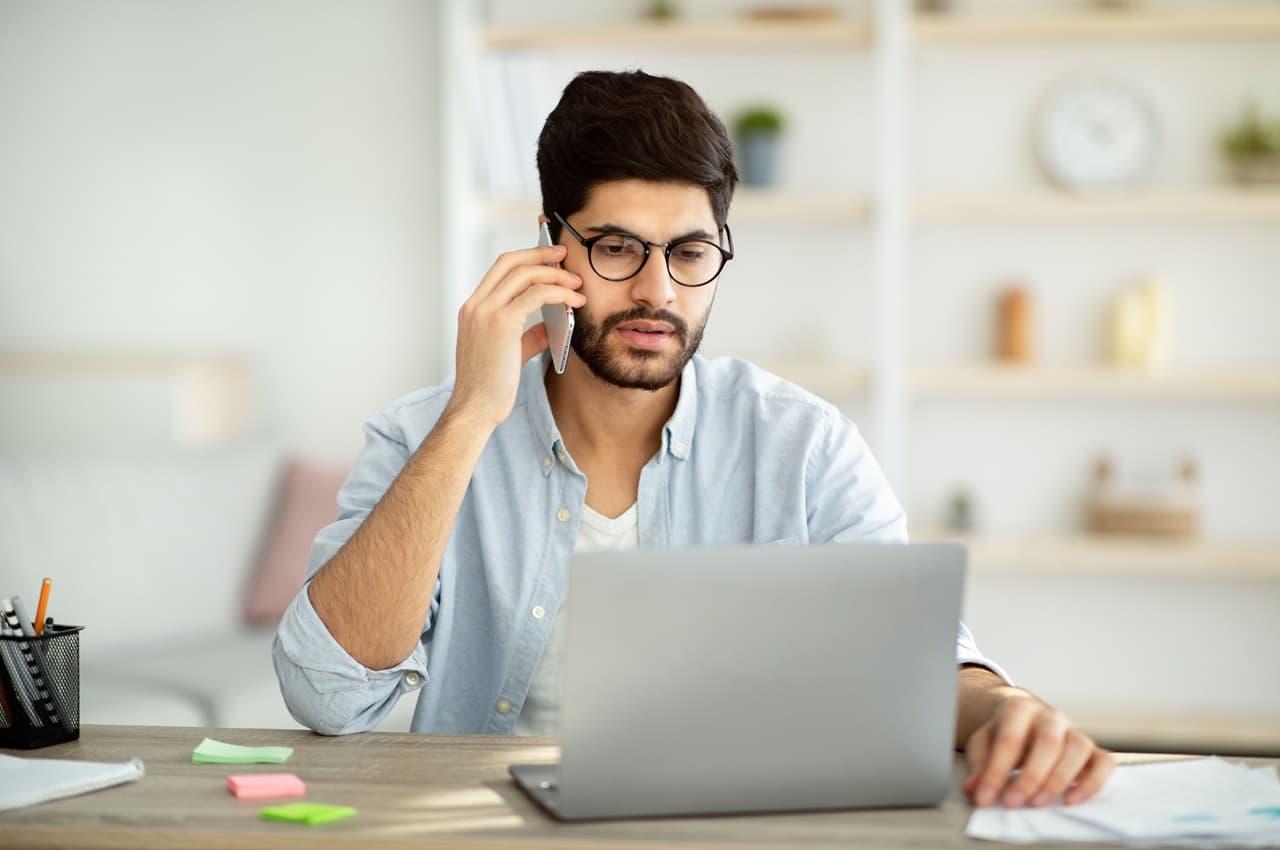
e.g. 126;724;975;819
913;10;1280;44
764;361;872;396
483;19;871;50
482;191;871;224
911;364;1280;401
914;189;1280;222
915;530;1280;580
0;351;249;379
488;190;1280;225
0;351;252;446
1069;709;1280;755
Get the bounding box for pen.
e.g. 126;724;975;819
0;598;44;727
34;578;52;636
7;596;74;733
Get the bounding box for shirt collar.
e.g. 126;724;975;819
521;353;699;476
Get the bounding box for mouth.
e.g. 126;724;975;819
614;320;677;351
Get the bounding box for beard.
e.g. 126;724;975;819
569;303;709;392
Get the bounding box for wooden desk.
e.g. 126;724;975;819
3;725;1276;849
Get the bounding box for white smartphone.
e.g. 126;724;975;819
538;221;574;374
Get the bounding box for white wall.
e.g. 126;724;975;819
0;0;442;461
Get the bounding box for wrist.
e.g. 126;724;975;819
442;393;501;433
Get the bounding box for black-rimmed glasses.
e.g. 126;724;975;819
553;212;733;288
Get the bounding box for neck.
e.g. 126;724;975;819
544;352;681;464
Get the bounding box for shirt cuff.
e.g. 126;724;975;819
277;581;429;696
956;652;1015;687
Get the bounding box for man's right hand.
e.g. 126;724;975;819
447;244;585;428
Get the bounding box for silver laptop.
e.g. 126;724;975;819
509;541;966;821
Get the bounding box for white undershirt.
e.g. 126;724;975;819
514;502;640;737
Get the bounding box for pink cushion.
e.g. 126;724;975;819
243;457;348;625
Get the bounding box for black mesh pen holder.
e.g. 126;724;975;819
0;624;83;749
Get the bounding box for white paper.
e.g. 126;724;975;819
0;753;145;811
966;757;1280;847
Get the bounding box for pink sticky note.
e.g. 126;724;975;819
227;773;307;799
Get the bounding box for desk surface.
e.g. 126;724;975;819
3;725;1277;850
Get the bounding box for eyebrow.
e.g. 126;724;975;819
584;221;717;242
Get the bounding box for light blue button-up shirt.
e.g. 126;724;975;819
273;353;1009;735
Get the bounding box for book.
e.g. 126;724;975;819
0;753;144;811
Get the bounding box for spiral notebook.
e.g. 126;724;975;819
0;753;144;811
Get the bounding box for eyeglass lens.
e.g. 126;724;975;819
590;235;723;286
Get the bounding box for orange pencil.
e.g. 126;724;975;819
33;578;52;636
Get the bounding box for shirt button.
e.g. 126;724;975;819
542;456;552;470
404;671;422;687
496;698;511;714
531;605;545;620
556;507;571;523
674;441;687;454
557;450;569;464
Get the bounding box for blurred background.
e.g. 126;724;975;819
1;0;1277;751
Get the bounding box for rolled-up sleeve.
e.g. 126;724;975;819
805;410;1013;685
272;408;442;735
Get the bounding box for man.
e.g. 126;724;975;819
273;70;1114;810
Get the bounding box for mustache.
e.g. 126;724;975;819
599;307;689;343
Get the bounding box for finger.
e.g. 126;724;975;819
488;263;582;309
1064;748;1117;806
520;323;548;363
964;724;992;797
1002;710;1069;807
509;283;587;320
471;245;568;302
974;701;1037;807
1027;730;1094;807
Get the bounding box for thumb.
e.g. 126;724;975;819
964;724;992;793
521;323;549;363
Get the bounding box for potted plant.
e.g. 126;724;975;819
733;105;785;187
1221;100;1280;185
643;0;679;20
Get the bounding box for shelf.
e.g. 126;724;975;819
915;531;1280;581
764;362;872;397
912;364;1280;402
482;191;872;225
913;189;1280;223
913;9;1280;44
485;10;1280;50
483;18;871;50
1069;710;1280;756
0;351;248;378
769;362;1280;403
0;351;251;446
488;190;1280;226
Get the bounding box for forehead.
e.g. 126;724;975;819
576;179;717;239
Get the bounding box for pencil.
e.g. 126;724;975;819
33;578;52;636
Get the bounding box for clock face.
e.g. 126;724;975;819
1035;78;1160;189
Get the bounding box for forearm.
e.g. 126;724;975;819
955;665;1041;749
308;401;494;670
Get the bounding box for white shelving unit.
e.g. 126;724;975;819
438;2;1280;750
438;0;1280;528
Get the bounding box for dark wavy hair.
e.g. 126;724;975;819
537;70;738;243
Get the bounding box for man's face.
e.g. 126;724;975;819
557;179;722;392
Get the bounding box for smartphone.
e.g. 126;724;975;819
538;221;575;374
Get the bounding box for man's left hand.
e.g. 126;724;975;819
963;695;1116;808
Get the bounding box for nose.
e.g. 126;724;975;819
628;247;678;310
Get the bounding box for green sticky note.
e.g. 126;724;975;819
192;737;293;765
261;802;357;825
